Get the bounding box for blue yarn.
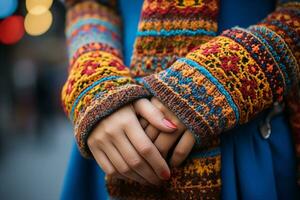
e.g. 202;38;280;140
249;27;292;89
66;18;120;37
137;29;217;37
70;76;122;121
190;147;221;158
229;27;286;97
266;20;300;47
69;29;122;57
178;58;240;123
70;26;121;47
142;79;209;138
159;68;227;129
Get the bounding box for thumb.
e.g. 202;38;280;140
133;98;177;132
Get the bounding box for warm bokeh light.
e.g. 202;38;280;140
24;10;53;36
0;15;25;44
26;0;53;15
0;0;18;19
26;5;48;15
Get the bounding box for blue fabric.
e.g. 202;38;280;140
118;0;143;66
61;1;299;199
61;144;109;200
218;0;275;31
221;111;298;200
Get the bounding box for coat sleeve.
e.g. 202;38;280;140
61;0;150;157
142;1;300;147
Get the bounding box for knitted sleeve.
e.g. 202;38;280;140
61;0;150;157
142;2;300;147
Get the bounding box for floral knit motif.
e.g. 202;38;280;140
130;0;219;77
61;1;150;157
143;0;300;163
62;0;300;199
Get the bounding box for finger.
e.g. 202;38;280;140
145;124;160;141
102;142;148;185
151;97;186;132
154;130;183;159
123;115;171;181
93;150;127;180
170;130;195;167
89;145;120;177
133;98;177;132
139;117;149;129
113;131;162;185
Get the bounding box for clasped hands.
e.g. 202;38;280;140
87;97;195;185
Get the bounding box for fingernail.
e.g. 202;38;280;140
162;119;177;129
160;170;170;180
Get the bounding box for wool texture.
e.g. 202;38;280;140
62;0;300;199
61;1;151;157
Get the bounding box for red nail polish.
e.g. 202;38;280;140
162;119;177;129
160;170;170;180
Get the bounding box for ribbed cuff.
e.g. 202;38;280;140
74;84;151;157
142;65;236;148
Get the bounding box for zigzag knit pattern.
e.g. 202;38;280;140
143;2;300;194
61;1;150;157
130;0;219;77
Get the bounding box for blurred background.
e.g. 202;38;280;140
0;0;73;199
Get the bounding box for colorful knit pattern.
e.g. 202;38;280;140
106;147;221;199
63;0;117;9
130;0;219;77
61;1;150;157
277;1;300;186
143;3;300;149
61;0;300;198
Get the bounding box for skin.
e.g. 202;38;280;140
139;97;195;167
88;97;195;185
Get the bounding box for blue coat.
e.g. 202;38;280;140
61;0;299;199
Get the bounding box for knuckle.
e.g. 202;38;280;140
119;116;134;127
106;130;117;139
174;149;186;158
87;136;95;147
102;124;114;134
119;166;131;175
102;126;118;139
93;134;105;145
127;115;137;124
129;158;142;168
139;145;153;156
88;134;105;147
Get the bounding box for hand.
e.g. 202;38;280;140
139;97;195;167
87;98;177;185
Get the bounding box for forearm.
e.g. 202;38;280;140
61;0;149;156
142;1;300;147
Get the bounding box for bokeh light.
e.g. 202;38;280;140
24;10;53;36
26;0;53;15
0;15;25;44
0;0;18;19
